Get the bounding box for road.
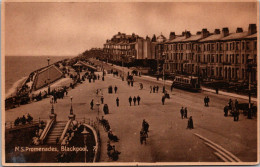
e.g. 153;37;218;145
5;61;258;163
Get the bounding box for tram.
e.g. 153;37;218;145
172;75;201;92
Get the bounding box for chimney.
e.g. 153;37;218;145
118;32;121;35
196;31;201;35
236;27;243;33
201;28;209;38
182;31;185;36
169;32;176;40
214;29;220;34
248;24;256;35
185;31;191;38
222;28;229;37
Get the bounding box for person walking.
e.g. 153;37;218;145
116;97;119;107
180;107;184;119
162;86;165;93
114;86;118;94
90;99;94;110
150;86;152;93
133;96;137;106
206;96;210;106
184;107;188;119
129;96;132;106
187;116;194;129
137;96;141;105
162;95;165;105
204;97;207;106
101;96;104;104
153;86;155;93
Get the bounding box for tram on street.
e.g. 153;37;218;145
172;75;201;92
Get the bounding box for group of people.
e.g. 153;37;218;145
150;85;160;93
14;113;34;126
180;107;188;119
128;96;141;106
99;116;121;161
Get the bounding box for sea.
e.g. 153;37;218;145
4;56;74;98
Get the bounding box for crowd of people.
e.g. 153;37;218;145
14;113;33;126
99;116;121;161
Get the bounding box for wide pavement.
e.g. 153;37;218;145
5;63;257;162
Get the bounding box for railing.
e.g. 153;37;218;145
59;119;72;143
83;123;100;162
39;118;55;144
5;121;41;130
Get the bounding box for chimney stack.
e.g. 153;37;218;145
214;29;220;34
236;27;243;33
182;31;185;36
196;31;201;35
185;31;191;38
169;32;176;40
222;28;229;37
248;24;256;35
201;28;209;38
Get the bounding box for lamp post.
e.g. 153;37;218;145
81;126;89;163
247;59;253;119
96;100;100;130
47;57;50;94
70;96;73;115
51;96;54;114
69;96;76;120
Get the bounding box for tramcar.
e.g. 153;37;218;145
172;75;201;92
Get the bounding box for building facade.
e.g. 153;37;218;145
162;24;257;83
103;32;152;62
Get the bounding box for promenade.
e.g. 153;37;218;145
5;62;258;163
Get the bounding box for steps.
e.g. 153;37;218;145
45;121;67;144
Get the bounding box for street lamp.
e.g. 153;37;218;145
81;126;89;163
51;96;54;115
70;96;73;115
47;57;50;94
247;59;253;119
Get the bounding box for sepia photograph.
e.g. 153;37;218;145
1;1;259;166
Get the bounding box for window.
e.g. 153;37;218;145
236;54;239;64
242;42;245;50
246;42;250;50
254;41;257;50
219;54;222;63
226;54;228;63
242;54;245;64
226;43;229;50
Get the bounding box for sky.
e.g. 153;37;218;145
4;2;258;56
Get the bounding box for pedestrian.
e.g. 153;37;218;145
101;96;104;104
162;95;165;105
131;81;134;87
114;86;118;94
150;86;152;93
153;86;155;93
184;107;188;119
228;99;233;109
129;96;132;106
116;97;119;107
133;96;137;106
187;116;194;129
204;97;207;106
206;96;210;106
156;86;159;93
103;104;109;114
171;83;174;92
180;107;184;119
235;99;239;110
162;86;165;93
90;99;94;110
224;106;228;117
137;96;141;105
